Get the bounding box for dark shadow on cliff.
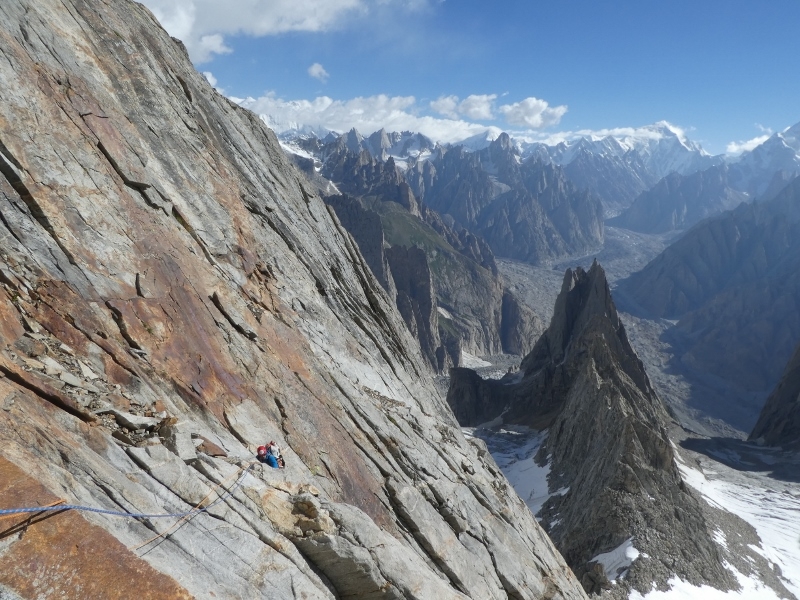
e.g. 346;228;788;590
0;509;69;540
679;436;800;483
660;326;767;435
614;285;768;436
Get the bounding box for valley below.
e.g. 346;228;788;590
2;1;799;597
446;224;800;599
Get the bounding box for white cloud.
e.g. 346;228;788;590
430;94;497;120
726;135;770;156
140;0;431;63
308;63;330;82
196;34;232;61
459;94;497;120
202;71;217;87
233;91;706;155
239;93;494;143
498;97;568;129
430;95;459;119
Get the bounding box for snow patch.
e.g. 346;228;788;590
675;455;800;598
591;537;640;581
463;427;563;518
278;139;317;161
628;564;785;600
713;529;728;550
460;351;492;368
437;306;453;320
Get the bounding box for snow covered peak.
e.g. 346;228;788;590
609;121;707;158
455;127;506;152
728;120;800;195
274;115;729;182
513;122;717;180
778;120;800;151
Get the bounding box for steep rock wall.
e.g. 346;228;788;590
750;341;800;448
0;1;586;598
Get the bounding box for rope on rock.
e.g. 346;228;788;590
128;461;256;552
0;499;65;521
0;462;257;523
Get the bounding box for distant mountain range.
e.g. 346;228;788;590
284;126;607;265
608;164;748;234
275;119;800;225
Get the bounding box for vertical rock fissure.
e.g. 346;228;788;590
209;291;257;341
384;489;470;596
0;140;80;269
171;205;217;266
105;300;144;351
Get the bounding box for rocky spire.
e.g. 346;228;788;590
448;261;734;596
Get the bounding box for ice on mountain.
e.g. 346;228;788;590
590;537;640;581
463;427;563;517
675;452;800;598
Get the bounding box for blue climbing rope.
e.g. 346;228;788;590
0;463;256;519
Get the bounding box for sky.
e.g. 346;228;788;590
139;0;800;155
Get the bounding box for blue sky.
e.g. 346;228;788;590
141;0;800;154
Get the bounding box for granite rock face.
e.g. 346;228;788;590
324;194;397;298
0;1;587;598
750;342;800;448
321;139;421;216
448;262;734;596
385;245;442;371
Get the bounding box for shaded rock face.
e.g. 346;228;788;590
448;262;733;596
385;245;442;371
0;1;588;599
750;342;800;448
501;289;541;356
617;176;800;400
321;141;420;216
447;367;512;426
609;165;749;234
423;207;498;276
608;165;749;233
326;194;458;371
324;194;396;297
407;134;605;264
317;143;542;364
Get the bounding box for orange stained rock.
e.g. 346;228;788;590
0;287;24;345
0;457;193;600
